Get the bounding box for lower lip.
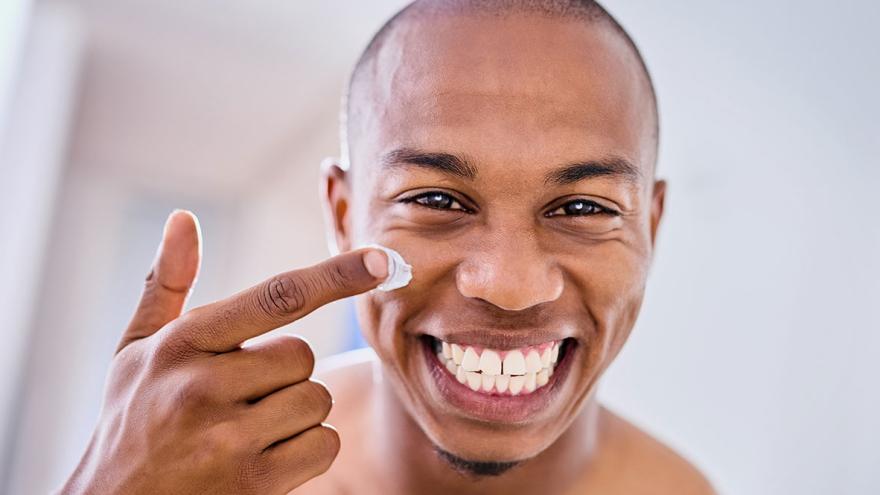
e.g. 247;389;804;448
420;337;576;424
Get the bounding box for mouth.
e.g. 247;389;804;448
419;334;577;423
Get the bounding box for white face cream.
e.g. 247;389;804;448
362;244;413;291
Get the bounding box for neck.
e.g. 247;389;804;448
368;360;602;495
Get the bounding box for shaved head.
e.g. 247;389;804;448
342;0;658;169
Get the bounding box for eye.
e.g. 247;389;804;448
401;191;469;212
546;199;618;217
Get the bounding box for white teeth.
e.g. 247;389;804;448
525;350;543;374
481;374;495;392
462;347;481;372
445;359;457;375
540;347;552;368
495;374;510;393
536;368;549;386
442;341;452;360
466;371;482;391
523;372;537;393
479;349;502;375
437;339;564;395
502;350;526;376
452;344;464;365
508;375;525;395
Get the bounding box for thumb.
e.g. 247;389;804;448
117;209;202;354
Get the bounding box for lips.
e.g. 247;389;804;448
419;335;576;423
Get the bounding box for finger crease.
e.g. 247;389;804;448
156;279;191;294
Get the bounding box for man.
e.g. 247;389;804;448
60;1;715;493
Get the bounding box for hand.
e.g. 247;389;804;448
58;210;388;494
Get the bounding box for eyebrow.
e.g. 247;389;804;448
381;147;642;185
544;157;643;185
381;147;478;180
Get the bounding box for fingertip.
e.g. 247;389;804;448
156;209;202;290
362;249;388;280
320;422;341;451
167;209;200;237
310;378;335;406
166;210;201;247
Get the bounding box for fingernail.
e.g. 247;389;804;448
363;249;388;279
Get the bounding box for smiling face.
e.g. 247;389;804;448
322;12;664;464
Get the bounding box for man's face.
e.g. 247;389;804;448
324;14;664;462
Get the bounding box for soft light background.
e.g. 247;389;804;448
1;0;877;493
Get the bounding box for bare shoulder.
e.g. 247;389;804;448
313;346;378;397
585;406;717;495
313;346;378;433
294;348;377;494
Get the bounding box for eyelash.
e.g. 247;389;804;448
400;191;619;217
400;191;471;213
545;199;619;218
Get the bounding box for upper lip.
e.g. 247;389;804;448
414;301;582;349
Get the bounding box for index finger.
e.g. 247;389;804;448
170;248;388;353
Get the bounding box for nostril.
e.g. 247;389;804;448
466;288;561;313
455;249;564;311
475;297;533;313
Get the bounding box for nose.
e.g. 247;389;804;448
456;234;564;311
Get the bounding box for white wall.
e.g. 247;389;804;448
599;1;880;493
2;1;878;494
0;2;83;488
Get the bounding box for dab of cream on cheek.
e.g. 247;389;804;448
363;244;413;291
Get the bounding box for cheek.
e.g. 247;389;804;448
568;246;650;354
353;237;460;353
360;232;465;309
355;293;405;360
352;236;475;420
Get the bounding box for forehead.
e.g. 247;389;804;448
351;14;655;177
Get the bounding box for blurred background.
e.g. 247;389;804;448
1;0;878;493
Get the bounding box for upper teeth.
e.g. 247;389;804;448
437;339;562;395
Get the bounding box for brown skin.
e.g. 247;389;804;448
305;353;714;494
308;13;712;495
60;11;714;495
59;211;392;494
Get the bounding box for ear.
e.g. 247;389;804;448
320;158;354;254
649;179;666;248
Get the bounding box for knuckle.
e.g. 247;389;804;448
173;307;204;331
151;333;195;369
314;261;360;296
258;276;308;318
139;269;164;300
205;420;246;456
172;370;216;409
112;341;146;374
324;263;355;291
143;269;190;299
